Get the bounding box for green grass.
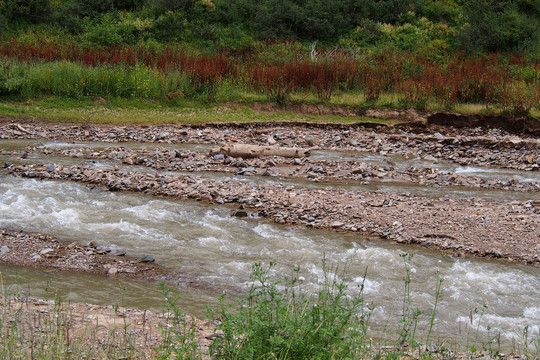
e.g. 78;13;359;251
0;97;395;126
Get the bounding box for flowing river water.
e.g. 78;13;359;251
1;140;539;351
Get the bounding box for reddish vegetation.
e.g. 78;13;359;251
0;38;538;111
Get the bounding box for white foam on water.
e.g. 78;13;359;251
455;166;540;183
445;261;540;300
524;306;540;319
51;208;81;225
353;277;381;294
198;236;226;246
126;204;180;223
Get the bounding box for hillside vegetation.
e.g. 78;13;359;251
0;0;539;116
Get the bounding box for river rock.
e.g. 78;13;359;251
232;209;249;217
0;245;9;254
305;136;316;146
423;155;437;162
137;256;155;263
234;160;247;168
110;249;126;256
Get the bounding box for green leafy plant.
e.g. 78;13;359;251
209;261;373;359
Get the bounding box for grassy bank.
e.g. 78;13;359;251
0;97;400;126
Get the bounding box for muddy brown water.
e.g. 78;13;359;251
0;140;539;351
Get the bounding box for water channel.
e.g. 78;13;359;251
0;140;539;351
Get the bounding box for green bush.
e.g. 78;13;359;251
0;58;25;95
339;13;457;59
458;0;540;54
80;12;154;46
0;0;51;23
151;10;190;42
209;262;372;360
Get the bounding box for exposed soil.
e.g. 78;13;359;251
1;296;215;359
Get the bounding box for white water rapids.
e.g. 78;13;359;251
0;173;539;351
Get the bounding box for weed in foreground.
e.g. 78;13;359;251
208;261;373;360
154;282;201;359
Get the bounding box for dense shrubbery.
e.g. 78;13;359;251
0;0;538;55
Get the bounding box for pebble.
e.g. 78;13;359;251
137;256;155;263
0;245;9;254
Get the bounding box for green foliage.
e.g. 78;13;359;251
209;261;372;359
340;12;457;59
0;0;51;23
151;10;190;42
80;12;154;46
2;0;538;56
10;61;165;99
153;0;195;13
458;0;540;54
0;58;25;95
